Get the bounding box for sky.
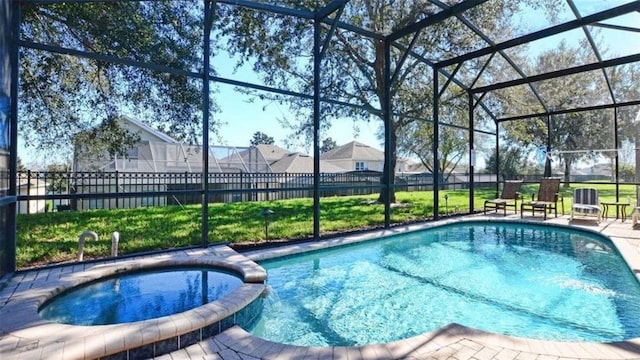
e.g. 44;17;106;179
17;1;640;168
209;80;382;153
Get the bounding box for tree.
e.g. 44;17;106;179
250;131;275;146
19;1;212;158
320;137;337;153
218;1;560;202
397;120;467;182
16;157;27;172
485;145;529;180
607;63;640;198
501;41;613;186
73;117;141;163
395;87;474;182
46;163;72;193
619;163;635;183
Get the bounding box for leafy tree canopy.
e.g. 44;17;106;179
16;157;27;172
19;1;213;158
320;137;337;153
484;145;530;180
250;131;275;146
73;117;141;161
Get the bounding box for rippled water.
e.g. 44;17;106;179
250;222;640;346
39;267;243;325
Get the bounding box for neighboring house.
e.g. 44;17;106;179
72;118;427;208
232;143;292;173
404;162;430;174
75;116;273;174
574;163;612;176
573;162;612;182
17;178;48;214
270;152;347;174
320;141;409;173
252;144;292;165
74;115;182;172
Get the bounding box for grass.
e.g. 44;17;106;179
15;183;638;269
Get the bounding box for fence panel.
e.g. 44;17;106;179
15;170;492;213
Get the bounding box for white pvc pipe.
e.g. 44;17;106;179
111;231;120;257
77;231;98;261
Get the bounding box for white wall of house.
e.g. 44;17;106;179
324;159;403;173
18;183;47;214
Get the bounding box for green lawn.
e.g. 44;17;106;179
15;183;638;269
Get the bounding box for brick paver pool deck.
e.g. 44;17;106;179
2;213;640;360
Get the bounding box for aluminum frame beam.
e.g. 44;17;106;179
389;0;487;42
567;0;616;105
391;42;498;122
319;2;346;59
316;0;348;21
201;0;212;247
21;38;383;116
472;53;640;94
390;29;423;86
313;18;322;239
437;1;640;68
427;0;549;113
498;99;640;123
591;22;640;33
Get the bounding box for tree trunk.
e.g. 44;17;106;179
378;123;397;203
372;38;396;204
543;154;552;177
563;159;571;187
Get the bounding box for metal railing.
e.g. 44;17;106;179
14;170;502;213
17;170;636;214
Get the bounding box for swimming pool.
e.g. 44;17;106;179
249;221;640;346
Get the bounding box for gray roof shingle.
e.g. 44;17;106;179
320;141;384;161
270;153;348;173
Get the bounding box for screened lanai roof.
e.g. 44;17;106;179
18;0;639;125
223;0;640;121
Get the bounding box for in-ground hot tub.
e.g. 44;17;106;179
8;247;268;359
39;266;245;325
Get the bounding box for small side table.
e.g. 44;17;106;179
601;201;630;221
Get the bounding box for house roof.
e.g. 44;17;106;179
118;115;179;144
255;144;293;164
320;141;384;161
270;153;348;173
405;162;430;173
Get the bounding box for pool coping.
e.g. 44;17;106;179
2;214;640;359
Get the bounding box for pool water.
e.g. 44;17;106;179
250;222;640;346
39;267;243;325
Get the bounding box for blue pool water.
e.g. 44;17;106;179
39;267;243;325
249;222;640;346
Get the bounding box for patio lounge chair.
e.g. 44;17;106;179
484;180;522;215
520;177;564;220
570;188;600;223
